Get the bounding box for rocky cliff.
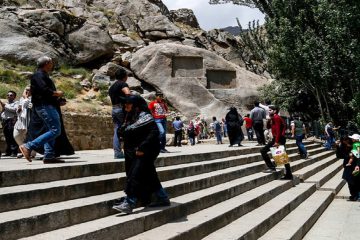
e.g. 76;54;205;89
0;0;269;119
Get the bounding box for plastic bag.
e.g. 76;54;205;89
270;145;289;166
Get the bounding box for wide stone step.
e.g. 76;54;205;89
0;142;317;188
20;175;293;240
302;198;360;240
0;163;279;239
202;183;316;240
259;190;334;240
304;159;343;188
0;145;322;213
293;154;339;181
319;168;346;194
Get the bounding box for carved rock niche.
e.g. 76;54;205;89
172;56;204;78
206;69;237;89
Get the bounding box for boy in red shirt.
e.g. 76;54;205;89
243;114;254;141
260;105;293;180
148;92;169;153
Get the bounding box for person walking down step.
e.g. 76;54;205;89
113;95;170;214
261;105;293;180
187;121;196;146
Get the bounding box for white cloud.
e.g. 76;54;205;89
162;0;265;30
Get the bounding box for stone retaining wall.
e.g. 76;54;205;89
0;113;114;152
63;113;113;151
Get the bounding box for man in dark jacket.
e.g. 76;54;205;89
19;56;65;163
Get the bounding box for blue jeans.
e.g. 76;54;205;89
325;135;335;150
215;131;222;144
112;107;124;158
295;134;307;156
25;104;61;159
155;118;167;150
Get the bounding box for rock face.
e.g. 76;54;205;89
170;8;200;29
0;7;113;64
131;43;268;119
0;0;270;119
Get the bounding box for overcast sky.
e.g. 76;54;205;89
162;0;265;30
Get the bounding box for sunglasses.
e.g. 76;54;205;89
7;94;14;97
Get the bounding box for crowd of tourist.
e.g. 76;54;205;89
1;55;359;215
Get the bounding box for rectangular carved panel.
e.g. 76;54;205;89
172;56;204;77
206;70;237;89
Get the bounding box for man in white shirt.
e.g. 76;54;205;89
0;91;19;157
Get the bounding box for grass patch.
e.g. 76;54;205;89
58;65;91;78
56;77;83;99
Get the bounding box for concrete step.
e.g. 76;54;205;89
287;150;335;174
0;145;323;213
259;190;334;240
21;178;294;240
319;168;346;194
0;142;318;188
293;155;339;182
134;180;316;240
302;198;360;240
305;159;343;189
0;163;280;239
202;183;316;240
335;182;350;199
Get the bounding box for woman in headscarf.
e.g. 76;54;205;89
225;107;244;147
112;95;170;214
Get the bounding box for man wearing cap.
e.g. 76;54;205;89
108;68;130;159
148;92;169;153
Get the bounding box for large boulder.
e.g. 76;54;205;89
170;8;200;29
131;43;269;119
67;23;114;64
137;15;183;40
0;7;113;65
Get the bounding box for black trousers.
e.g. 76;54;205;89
260;136;292;177
253;120;265;144
3;118;18;155
174;130;182;146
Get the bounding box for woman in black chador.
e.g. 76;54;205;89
225;107;244;147
113;95;169;214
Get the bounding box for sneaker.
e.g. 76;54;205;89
262;168;276;173
112;199;135;214
348;195;358;201
160;149;170;153
17;153;23;158
10;153;17;157
280;175;293;180
148;198;171;207
113;197;126;206
19;145;32;162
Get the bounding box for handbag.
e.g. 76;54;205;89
270;145;289;166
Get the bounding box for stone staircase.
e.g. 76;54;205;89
0;141;345;240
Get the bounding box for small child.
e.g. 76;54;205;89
347;134;360;167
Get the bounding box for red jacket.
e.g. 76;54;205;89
148;100;168;119
271;114;286;143
243;117;253;128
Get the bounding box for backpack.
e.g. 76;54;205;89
214;121;221;131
